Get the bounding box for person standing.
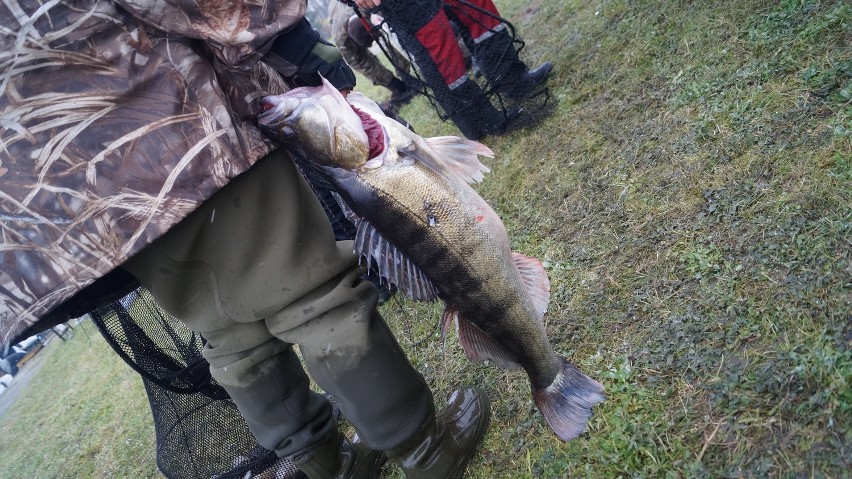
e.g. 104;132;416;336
329;0;415;112
353;0;553;139
0;1;490;477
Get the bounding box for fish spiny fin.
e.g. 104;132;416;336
410;136;493;184
353;221;439;301
455;315;522;370
532;358;605;441
512;252;551;321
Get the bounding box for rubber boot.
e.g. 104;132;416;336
387;77;415;107
294;428;386;479
386;386;491;479
474;29;551;100
446;79;509;140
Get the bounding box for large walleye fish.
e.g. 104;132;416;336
258;79;605;441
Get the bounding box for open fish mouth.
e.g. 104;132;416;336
258;96;301;139
256;78;371;169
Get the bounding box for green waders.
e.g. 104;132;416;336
122;150;433;467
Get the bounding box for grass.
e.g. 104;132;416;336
2;0;850;477
0;322;158;478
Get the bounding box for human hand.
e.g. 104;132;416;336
354;0;381;8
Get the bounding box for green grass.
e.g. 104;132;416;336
0;322;158;478
376;0;852;477
2;0;850;477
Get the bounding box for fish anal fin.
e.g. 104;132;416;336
455;315;522;370
512;252;551;321
353;220;439;301
532;358;605;441
416;136;493;184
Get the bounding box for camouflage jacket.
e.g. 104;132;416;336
0;0;306;345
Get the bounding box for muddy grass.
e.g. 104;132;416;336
377;0;851;477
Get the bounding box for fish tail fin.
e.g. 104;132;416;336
532;357;605;442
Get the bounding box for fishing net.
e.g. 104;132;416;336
89;287;346;479
341;0;552;135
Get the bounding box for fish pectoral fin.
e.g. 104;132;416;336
513;252;551;321
532;358;605;442
410;136;493;184
354;220;439;301
331;190;360;225
455;314;523;370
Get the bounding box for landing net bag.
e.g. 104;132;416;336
349;0;552;131
89;287;321;479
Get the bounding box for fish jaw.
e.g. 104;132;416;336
258;78;370;169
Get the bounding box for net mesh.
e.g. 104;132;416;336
89;288;318;479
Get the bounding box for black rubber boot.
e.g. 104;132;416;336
474;29;552;100
387;77;415;107
386;387;491;479
294;428;386;479
446;80;509;140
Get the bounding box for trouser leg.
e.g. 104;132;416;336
339;35;397;87
268;295;434;451
445;0;527;94
205;331;337;458
123;149;432;458
380;0;505;139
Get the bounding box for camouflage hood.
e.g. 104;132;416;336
0;0;305;345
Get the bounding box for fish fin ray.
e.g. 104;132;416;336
532;358;605;441
353;221;439;301
455;315;522;370
512;252;551;320
408;136;492;184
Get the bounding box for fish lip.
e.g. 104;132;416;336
259;96;277;114
257;98;298;134
257;98;284;126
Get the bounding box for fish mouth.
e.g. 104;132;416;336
350;106;386;160
257;95;299;139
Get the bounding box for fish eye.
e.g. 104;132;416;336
282;125;295;138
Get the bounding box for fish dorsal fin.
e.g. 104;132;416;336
513;252;551;321
452;311;522;370
415;136;493;184
354;220;440;301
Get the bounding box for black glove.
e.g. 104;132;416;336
265;18;357;91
